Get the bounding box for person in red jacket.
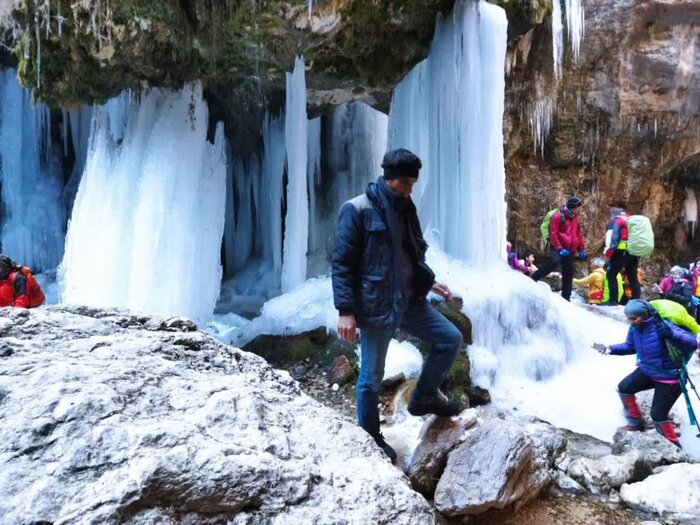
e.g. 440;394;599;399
531;197;587;301
0;255;30;308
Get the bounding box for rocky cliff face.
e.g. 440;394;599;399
505;0;700;276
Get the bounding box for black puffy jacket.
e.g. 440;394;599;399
331;179;435;329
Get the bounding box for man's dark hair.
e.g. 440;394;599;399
610;207;625;216
381;148;422;180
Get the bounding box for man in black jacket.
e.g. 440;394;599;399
331;148;463;462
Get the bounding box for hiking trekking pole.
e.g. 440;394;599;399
679;367;700;438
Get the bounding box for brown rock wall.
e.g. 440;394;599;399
505;0;700;282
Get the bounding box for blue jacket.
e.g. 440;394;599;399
331;179;435;329
610;317;697;380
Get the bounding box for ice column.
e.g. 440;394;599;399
551;0;564;80
261;113;286;274
60;83;227;322
0;68;65;271
281;56;309;291
389;0;508;264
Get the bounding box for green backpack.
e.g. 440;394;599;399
540;209;563;245
626;215;654;258
650;299;700;335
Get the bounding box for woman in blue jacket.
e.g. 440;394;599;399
602;299;697;446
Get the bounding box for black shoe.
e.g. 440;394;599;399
407;393;461;418
372;433;397;463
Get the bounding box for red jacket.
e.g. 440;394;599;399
549;208;585;252
0;271;30;308
605;213;629;259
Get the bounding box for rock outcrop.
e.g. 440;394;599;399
0;305;434;524
505;0;700;276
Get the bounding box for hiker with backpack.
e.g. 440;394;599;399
601;207;644;306
531;196;587;301
595;299;698;447
0;254;45;308
573;257;623;304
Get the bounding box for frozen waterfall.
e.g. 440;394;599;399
389;0;507;264
60;83;227;322
0;69;66;272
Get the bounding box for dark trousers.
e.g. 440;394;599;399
618;367;682;422
607;250;640;303
357;301;462;436
531;248;575;300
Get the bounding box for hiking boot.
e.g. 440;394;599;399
619;392;645;431
408;392;461;418
654;420;681;448
371;432;397;463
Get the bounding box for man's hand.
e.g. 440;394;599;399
338;314;357;343
432;282;454;305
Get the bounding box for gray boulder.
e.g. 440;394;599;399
433;417;565;516
0;306;434;524
407;410;478;496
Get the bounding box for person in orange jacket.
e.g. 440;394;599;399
573;258;607;304
0;255;30;308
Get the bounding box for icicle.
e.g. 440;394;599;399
551;0;563;80
563;0;585;61
527;93;556;156
281;56;309;292
684;188;698;239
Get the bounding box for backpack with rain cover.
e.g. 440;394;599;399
540;209;563;247
10;267;45;307
626;215;654;258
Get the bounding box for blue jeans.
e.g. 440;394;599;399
356;300;463;435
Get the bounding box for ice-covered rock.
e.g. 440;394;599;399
566;452;646;494
0;306;434;524
620;463;700;522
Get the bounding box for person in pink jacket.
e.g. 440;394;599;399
506;242;531;275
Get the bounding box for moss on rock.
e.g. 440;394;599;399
9;0;456;109
242;326;355;366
